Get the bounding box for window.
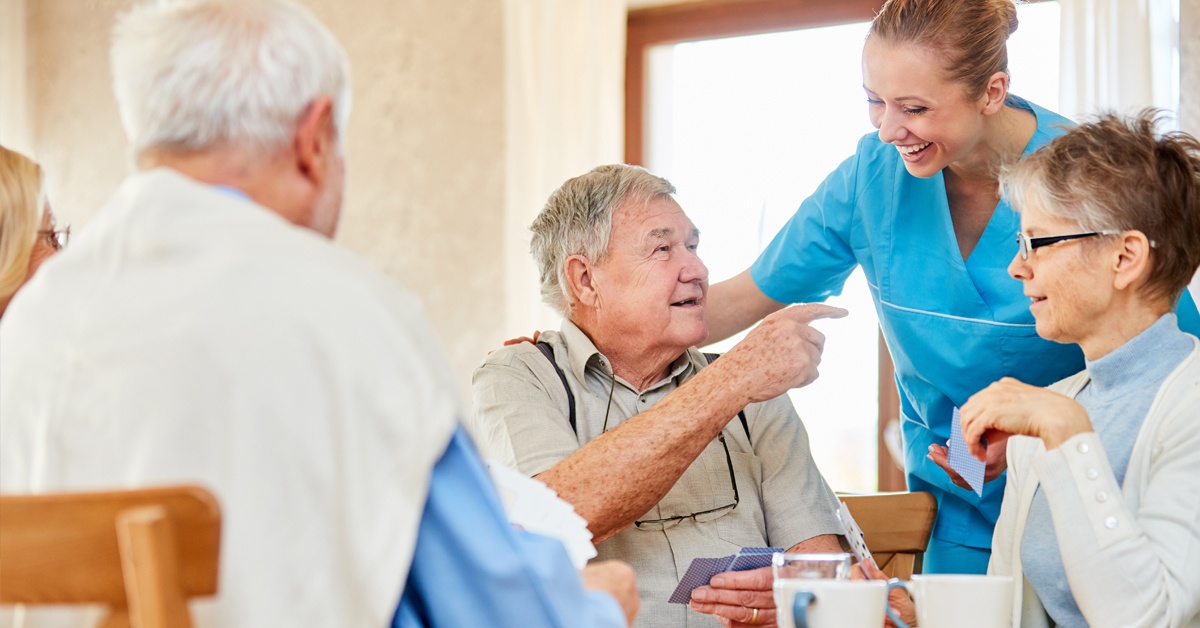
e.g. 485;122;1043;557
629;0;1061;491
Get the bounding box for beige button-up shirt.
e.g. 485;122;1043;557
472;319;842;628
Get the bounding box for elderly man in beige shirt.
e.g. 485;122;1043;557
473;165;846;628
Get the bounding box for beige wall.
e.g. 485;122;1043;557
24;0;505;398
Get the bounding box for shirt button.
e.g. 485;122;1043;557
1105;517;1118;529
1077;442;1091;454
1086;468;1099;480
639;396;647;403
1095;491;1108;503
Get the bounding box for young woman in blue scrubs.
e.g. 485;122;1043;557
703;0;1200;576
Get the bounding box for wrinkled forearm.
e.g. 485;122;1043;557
537;363;752;543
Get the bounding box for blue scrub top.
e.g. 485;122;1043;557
750;96;1200;556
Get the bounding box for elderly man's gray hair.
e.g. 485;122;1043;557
111;0;351;161
531;164;676;315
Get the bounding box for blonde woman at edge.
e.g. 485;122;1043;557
0;145;67;318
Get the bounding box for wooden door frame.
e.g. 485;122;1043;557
624;0;907;491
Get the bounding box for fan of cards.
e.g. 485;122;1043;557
837;500;879;578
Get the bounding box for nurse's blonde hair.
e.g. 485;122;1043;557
0;145;45;304
869;0;1018;98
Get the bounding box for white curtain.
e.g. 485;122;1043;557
1060;0;1199;304
502;0;626;336
1058;0;1180;122
0;0;31;153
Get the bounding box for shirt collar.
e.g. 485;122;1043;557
558;318;699;392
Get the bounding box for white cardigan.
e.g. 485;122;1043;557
989;337;1200;628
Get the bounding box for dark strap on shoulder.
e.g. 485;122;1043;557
704;353;751;445
535;341;576;434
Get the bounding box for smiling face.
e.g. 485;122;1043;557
861;37;993;178
1008;198;1117;349
586;195;709;360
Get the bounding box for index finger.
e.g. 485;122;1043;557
774;303;849;325
709;565;773;590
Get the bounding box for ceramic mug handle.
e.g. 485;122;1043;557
791;591;816;628
885;579;913;628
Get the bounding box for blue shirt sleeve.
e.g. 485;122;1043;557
393;426;625;628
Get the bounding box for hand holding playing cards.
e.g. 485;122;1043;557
927;436;1009;491
689;567;777;627
960;377;1093;456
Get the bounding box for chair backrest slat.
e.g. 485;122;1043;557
838;491;937;579
0;484;220;627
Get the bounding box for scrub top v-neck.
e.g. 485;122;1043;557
749;96;1200;562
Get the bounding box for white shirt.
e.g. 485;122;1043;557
0;169;459;627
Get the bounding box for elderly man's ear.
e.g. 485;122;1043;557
565;255;601;308
293;96;338;190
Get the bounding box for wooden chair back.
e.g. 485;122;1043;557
838;491;937;579
0;485;221;628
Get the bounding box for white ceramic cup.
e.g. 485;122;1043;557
774;579;888;628
885;574;1013;628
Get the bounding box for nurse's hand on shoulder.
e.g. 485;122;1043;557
719;303;849;403
960;377;1094;456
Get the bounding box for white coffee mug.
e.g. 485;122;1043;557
885;574;1013;628
774;579;888;628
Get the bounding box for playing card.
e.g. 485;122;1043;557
837;501;878;575
667;547;783;603
948;407;986;496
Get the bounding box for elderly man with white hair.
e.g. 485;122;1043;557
473;164;846;628
0;1;637;627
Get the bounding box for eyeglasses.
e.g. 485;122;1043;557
634;431;740;530
38;224;70;251
1016;230;1119;260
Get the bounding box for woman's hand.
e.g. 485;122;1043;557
927;434;1009;491
689;566;777;627
960;377;1092;456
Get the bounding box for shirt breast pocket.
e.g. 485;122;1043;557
714;451;769;548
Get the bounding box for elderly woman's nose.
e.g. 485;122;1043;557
1008;252;1030;280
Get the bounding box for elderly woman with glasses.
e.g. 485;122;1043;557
877;111;1200;626
0;145;67;318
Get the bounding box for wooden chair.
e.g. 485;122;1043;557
838;491;937;579
0;485;221;628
